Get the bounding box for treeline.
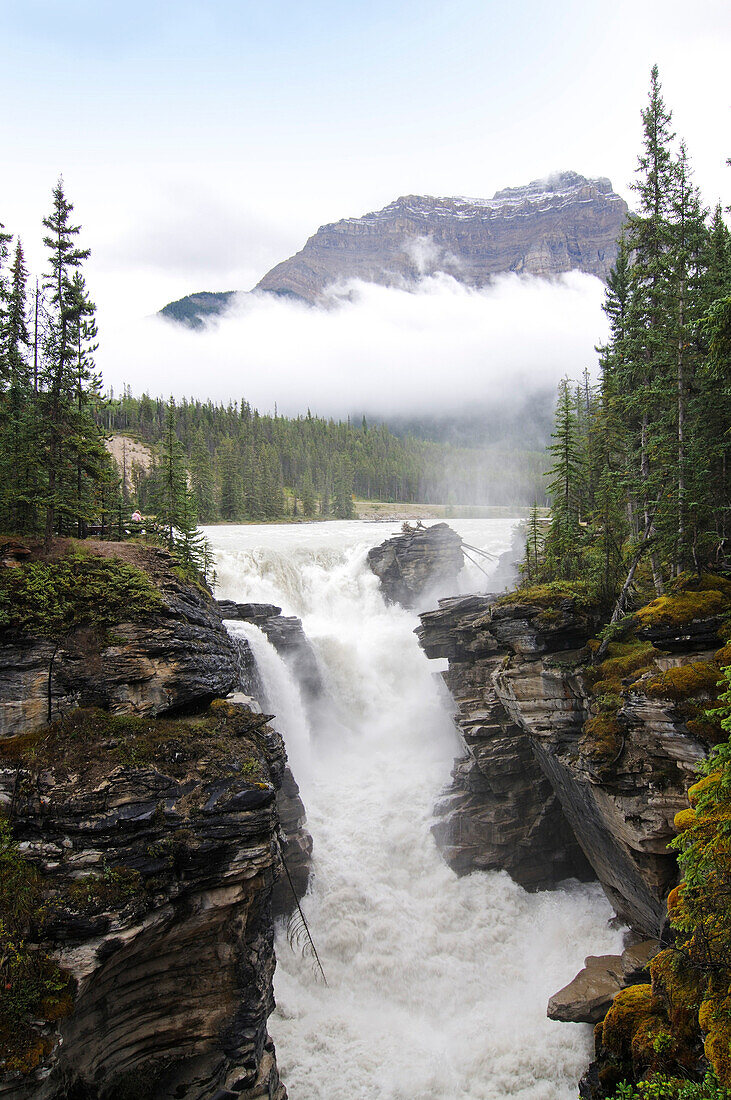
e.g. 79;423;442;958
529;66;730;610
0;180;545;549
105;392;546;521
0;183;209;573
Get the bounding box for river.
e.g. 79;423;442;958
204;519;622;1100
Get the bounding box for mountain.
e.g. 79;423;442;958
158;171;628;319
159;289;236;329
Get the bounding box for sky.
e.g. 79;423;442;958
1;0;729;414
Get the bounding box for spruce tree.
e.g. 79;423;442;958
543;378;584;579
40;179;94;544
190;428;216;522
0;240;36;532
154;400;189;550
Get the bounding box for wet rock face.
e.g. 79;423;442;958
494;652;705;935
547;940;660;1024
367;523;464;609
417;597;594;888
217;601;325;708
0;702;288;1100
417;594;710;936
217;603;316;916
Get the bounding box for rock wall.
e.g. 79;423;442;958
0;544;316;1099
417;596;593;888
0;702;288;1100
417;592;708;936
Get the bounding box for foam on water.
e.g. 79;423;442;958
205;519;622;1100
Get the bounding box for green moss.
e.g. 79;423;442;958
580;713;624;764
590;641;660;696
650;950;705;1064
498;579;596;611
643;662;723;702
602;984;668;1070
637;589;725;633
0;554;164;639
0;707;268;785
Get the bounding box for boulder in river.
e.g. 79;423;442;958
367;522;464;608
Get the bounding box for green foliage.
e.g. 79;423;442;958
0;553;164;637
609;1073;730;1100
140;399;212;578
106;395;547;521
503;579;597;610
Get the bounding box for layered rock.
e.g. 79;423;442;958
255;173;628;303
0;547;240;737
547;940;660;1025
159;172;628;318
417;596;593;887
0;544;316;1098
0;702;287;1100
417;592;710;936
368;522;464;609
217;601;325;708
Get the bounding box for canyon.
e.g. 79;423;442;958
0;519;721;1098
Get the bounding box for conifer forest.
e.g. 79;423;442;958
527;67;730;611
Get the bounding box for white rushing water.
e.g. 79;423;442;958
204;519;623;1100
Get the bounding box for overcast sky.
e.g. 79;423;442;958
1;0;729;411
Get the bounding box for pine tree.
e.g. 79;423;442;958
0;240;36;532
40;179;94;545
667;143;708;571
543;378;584;579
301;469;316;517
620;66;679;592
153;400;189;550
190;428;216;521
218;437;243;520
333;456;354;519
524;502;544;582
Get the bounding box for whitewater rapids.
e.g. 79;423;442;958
204;519;622;1100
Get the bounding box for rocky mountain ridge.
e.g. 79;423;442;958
159;170;629;322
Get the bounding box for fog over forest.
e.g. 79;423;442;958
101;270;607;427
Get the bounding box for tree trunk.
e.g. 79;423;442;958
677;280;686;575
641;412;664;594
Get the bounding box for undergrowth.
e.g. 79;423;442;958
0;553;164;638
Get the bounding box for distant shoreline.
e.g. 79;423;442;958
202;503;537;527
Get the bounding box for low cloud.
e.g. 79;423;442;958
98;271;608;420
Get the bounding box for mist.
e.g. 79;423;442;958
99;270;608;424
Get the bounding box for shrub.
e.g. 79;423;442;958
0;555;164;638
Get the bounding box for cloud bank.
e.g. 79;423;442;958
99;271;608;421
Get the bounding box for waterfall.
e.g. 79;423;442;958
206;520;623;1100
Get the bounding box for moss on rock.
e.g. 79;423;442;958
643;662;723;703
